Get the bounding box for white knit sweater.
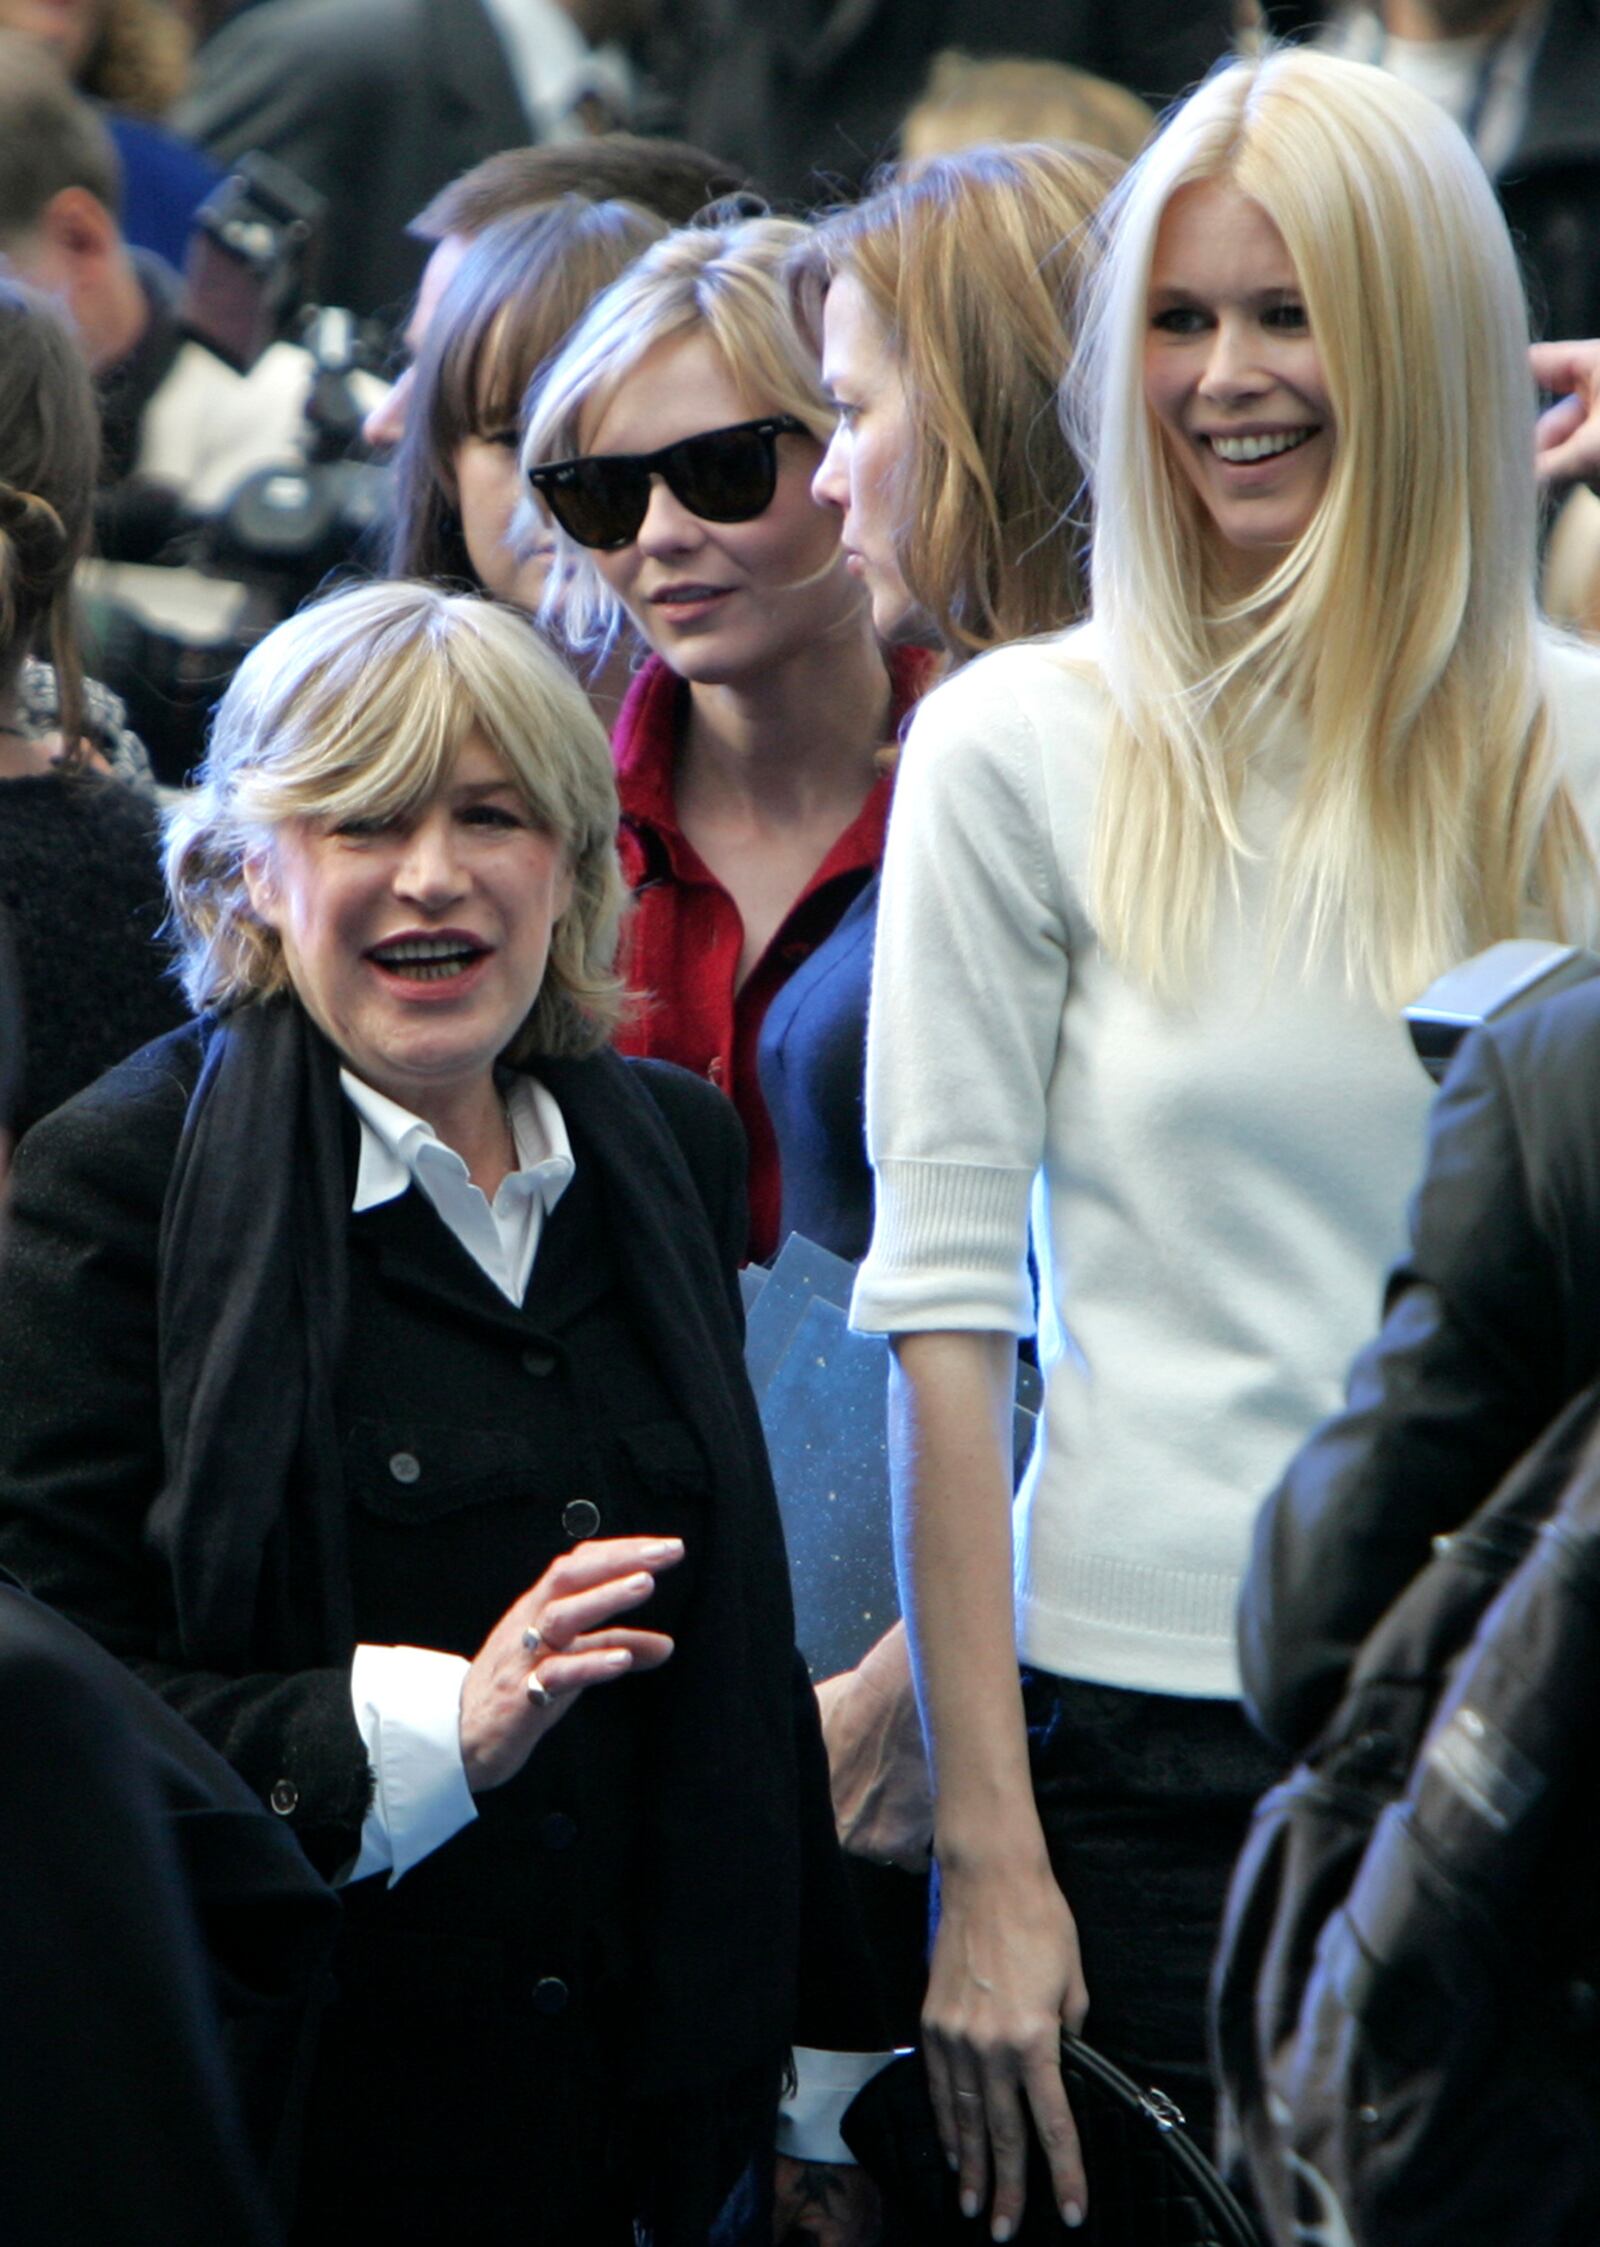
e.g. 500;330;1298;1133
851;620;1600;1698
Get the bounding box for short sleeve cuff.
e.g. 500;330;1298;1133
851;1159;1037;1335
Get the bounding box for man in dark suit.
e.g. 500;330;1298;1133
0;918;337;2247
175;0;658;323
648;0;1327;206
1319;0;1600;341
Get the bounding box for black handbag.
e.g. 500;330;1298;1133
842;2034;1262;2246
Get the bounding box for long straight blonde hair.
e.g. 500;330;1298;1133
1067;47;1596;1004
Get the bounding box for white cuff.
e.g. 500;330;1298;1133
776;2046;900;2164
348;1643;477;1887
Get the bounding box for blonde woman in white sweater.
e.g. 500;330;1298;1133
850;48;1600;2241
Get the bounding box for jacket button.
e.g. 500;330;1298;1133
269;1779;299;1817
531;1976;570;2016
521;1347;556;1378
388;1451;421;1484
562;1498;601;1540
540;1810;578;1851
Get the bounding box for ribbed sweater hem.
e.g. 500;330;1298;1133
1018;1595;1242;1702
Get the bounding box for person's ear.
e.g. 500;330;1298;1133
242;849;280;928
39;186;117;270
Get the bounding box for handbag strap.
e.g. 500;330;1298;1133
1060;2034;1264;2247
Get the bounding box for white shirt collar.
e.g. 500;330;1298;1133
343;1069;574;1213
476;0;634;139
343;1070;576;1307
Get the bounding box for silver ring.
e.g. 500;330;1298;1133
953;2091;983;2104
521;1624;543;1654
526;1669;554;1709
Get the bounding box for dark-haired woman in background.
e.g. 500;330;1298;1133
0;280;183;1137
388;196;665;725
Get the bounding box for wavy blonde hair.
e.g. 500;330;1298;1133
1067;47;1597;1004
166;582;629;1055
520;217;832;647
796;143;1118;661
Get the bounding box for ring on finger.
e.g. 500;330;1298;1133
526;1668;554;1708
953;2089;984;2105
521;1623;543;1655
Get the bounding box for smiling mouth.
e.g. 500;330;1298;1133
1206;429;1317;463
651;584;730;607
368;936;487;982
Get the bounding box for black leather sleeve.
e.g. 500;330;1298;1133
1239;985;1600;1758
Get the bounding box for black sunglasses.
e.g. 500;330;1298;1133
526;415;807;550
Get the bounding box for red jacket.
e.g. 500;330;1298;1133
611;646;934;1261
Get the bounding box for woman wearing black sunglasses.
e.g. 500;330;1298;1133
523;217;934;1265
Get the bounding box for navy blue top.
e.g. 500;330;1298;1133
755;872;878;1265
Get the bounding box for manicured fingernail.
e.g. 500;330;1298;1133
991;2219;1013;2244
1062;2201;1084;2229
599;1648;631;1668
644;1538;683;1557
959;2189;979;2218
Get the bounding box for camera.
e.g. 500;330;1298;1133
83;153;394;784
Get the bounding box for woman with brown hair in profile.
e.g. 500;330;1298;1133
766;141;1118;1267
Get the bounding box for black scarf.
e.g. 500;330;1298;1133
151;997;354;1672
147;997;803;2114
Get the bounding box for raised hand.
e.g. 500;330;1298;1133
458;1535;682;1792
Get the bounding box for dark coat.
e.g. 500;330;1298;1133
0;1574;335;2247
653;0;1312;207
1496;0;1600;340
173;0;528;323
0;771;185;1139
0;1018;877;2234
1238;977;1600;1759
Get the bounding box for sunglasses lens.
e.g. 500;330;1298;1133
531;422;790;548
540;458;651;549
669;425;778;523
